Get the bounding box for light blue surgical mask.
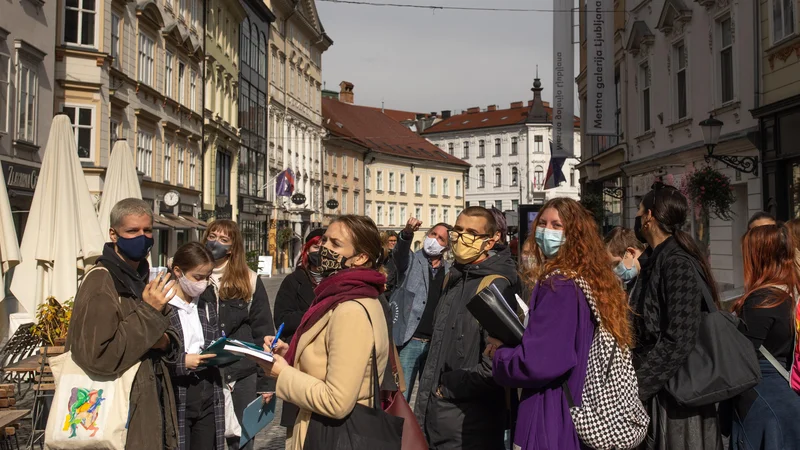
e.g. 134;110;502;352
535;227;564;259
613;260;639;282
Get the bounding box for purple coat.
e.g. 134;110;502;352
493;276;595;450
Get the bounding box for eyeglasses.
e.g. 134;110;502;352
448;230;490;245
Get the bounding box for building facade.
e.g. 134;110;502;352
238;0;275;255
203;0;245;224
423;80;582;212
55;0;207;267
0;0;57;244
266;0;331;254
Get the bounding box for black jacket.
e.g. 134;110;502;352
414;247;519;450
201;275;276;392
273;267;317;344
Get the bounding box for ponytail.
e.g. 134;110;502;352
672;229;721;308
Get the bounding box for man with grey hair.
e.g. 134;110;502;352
66;198;182;449
389;216;452;401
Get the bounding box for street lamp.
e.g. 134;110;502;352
700;114;758;176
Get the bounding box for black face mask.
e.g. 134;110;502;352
319;246;350;277
307;250;321;268
634;216;647;244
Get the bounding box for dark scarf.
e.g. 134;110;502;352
96;243;149;299
284;267;385;366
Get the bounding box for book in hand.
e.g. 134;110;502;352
223;343;274;363
201;338;271;366
240;395;277;446
466;283;525;347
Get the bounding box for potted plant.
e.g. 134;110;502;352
32;297;73;355
681;166;736;258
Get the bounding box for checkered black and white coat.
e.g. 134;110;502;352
549;271;650;450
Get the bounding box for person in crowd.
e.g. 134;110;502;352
786;218;800;278
254;215;390;450
383;230;400;298
630;182;723;449
166;243;224;450
604;226;646;291
199;220;275;450
391;217;451;401
485;197;632;450
67;198;181;449
414;206;519;450
489;206;509;251
729;224;800;449
749;211;777;230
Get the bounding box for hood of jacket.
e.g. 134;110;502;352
96;242;150;299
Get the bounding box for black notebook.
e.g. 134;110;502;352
467;283;525;347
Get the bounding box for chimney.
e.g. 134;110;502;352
441;110;451;119
487;105;497;112
467;107;480;114
510;101;524;108
339;81;355;104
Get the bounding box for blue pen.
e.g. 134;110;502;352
271;323;285;352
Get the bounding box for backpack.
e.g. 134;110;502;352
547;271;649;450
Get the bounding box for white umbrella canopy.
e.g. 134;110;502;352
0;170;21;288
10;114;105;313
97;140;143;234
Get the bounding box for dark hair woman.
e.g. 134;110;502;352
199;220;275;450
256;215;390;450
165;242;222;450
630;183;723;449
729;225;800;449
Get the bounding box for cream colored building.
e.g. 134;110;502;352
203;0;245;221
266;0;331;239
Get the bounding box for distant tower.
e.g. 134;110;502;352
527;75;549;123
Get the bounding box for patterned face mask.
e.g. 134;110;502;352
318;246;350;277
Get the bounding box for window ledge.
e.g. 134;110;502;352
443;195;450;199
766;33;800;54
13;140;39;153
667;117;693;131
415;193;423;197
711;101;741;116
635;130;656;143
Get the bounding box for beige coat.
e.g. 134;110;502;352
275;298;389;450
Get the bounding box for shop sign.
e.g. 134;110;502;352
179;204;194;215
2;162;39;192
326;199;339;210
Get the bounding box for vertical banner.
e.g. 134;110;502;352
586;0;616;135
552;0;575;157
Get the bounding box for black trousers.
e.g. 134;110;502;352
185;372;217;450
226;373;257;450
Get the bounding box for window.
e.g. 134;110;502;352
534;135;543;152
63;105;93;159
479;140;485;157
479;169;485;188
332;154;338;173
719;17;734;104
455;208;462;218
641;62;652;132
389;205;395;225
192;0;199;29
164;52;174;98
495;168;502;187
400;173;406;193
534;166;544;189
365;168;371;189
290;66;295;94
377;205;384;225
191;69;198;111
178;62;186;104
342;191;348;213
241;17;250;67
456;179;462;197
16;62;38;143
443;208;449;224
512;200;519;211
342;154;348;176
177;144;185;185
280;58;285;88
366;202;372;218
479;201;486;208
430;208;436;225
465;173;469;189
271;51;277;83
110;118;120;143
772;0;795;43
448;143;454;155
354;192;359;214
494;138;501;156
400;205;406;221
353;157;359;177
0;53;8;133
442;178;449;196
674;42;687;120
430;177;436;195
111;14;121;66
64;0;97;47
377;171;384;191
189;151;197;187
463;141;470;159
216;150;231;196
163;142;172;182
138;33;155;85
415;207;421;219
389;172;395;192
259;34;266;76
415;175;421;194
136;130;154;177
570;169;575;187
511;167;518;186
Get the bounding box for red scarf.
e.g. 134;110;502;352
284;268;386;366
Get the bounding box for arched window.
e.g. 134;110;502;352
494;168;501;187
241;17;250;66
478;169;485;188
534;165;544;190
511;167;518;186
251;23;258;71
260;33;267;76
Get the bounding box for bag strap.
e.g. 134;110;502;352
351;300;381;411
686;259;717;313
759;345;791;382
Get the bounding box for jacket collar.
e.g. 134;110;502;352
96;243;149;299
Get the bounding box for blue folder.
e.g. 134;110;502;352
239;395;277;446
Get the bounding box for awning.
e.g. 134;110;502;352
154;214;191;230
163;213;193;230
180;215;208;229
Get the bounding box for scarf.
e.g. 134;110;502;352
284;267;386;366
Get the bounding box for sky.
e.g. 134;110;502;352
315;0;580;116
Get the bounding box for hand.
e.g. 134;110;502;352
142;272;175;311
151;333;170;351
403;217;423;235
261;392;274;403
250;353;289;378
435;385;444;398
185;353;215;370
264;336;289;357
483;336;503;359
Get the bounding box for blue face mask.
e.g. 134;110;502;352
535;227;564;259
114;232;154;262
613;259;639;282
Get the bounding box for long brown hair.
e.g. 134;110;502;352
171;242;214;273
523;198;633;347
733;224;799;313
203;220;253;301
331;215;383;268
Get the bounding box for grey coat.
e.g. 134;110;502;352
389;233;451;346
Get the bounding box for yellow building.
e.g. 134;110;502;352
203;0;245;220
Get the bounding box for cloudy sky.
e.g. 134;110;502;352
316;0;580;115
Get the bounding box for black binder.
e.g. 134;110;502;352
466;283;525;347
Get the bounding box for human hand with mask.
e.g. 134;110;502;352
142;271;176;312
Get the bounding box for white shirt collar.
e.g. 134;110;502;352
169;295;198;312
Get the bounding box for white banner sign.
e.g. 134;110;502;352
586;0;617;135
552;0;575;157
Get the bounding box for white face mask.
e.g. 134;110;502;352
423;236;447;256
178;273;209;298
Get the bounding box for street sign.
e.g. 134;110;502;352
291;193;306;205
326;199;339;210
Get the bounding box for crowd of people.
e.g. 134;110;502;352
61;183;800;450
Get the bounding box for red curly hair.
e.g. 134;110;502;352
301;236;322;268
523;198;633;347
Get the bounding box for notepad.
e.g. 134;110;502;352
200;337;270;366
239;395;277;446
223;344;274;363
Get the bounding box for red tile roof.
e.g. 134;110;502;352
323;98;470;168
421;104;580;135
362;106;422;123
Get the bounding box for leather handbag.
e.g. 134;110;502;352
382;345;428;450
664;265;761;407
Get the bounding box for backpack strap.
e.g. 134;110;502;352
476;274;507;295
